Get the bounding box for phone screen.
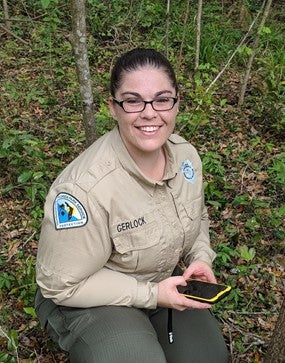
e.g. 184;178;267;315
180;280;231;303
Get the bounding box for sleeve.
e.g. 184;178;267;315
36;182;158;309
183;203;216;267
180;145;216;267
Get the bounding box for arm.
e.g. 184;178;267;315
36;182;158;309
183;203;216;268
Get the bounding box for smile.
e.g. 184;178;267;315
137;126;161;132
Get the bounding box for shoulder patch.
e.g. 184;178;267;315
168;133;188;144
53;193;88;230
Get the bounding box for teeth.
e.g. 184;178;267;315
140;126;159;132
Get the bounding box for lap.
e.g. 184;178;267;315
38;300;166;363
149;308;229;363
36;290;228;363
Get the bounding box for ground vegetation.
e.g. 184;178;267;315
0;1;284;362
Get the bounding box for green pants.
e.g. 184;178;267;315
35;289;228;363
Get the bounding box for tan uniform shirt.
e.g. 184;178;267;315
36;126;216;309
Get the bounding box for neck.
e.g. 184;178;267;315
130;147;166;181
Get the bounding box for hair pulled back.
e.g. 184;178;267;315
110;48;178;97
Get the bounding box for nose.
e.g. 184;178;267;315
140;102;157;118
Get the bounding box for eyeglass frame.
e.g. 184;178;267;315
112;96;178;113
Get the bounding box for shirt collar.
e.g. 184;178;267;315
111;126;178;195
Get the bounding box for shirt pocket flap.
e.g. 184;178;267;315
111;217;160;254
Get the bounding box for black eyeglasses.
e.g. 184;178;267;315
112;96;178;113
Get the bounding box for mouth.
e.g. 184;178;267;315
136;125;162;132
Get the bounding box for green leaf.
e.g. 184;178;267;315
41;0;51;9
17;171;32;183
23;306;37;318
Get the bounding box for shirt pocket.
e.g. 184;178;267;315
109;214;161;273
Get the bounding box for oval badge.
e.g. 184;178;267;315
181;160;196;184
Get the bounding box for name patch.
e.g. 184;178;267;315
181;160;196;183
53;192;88;230
117;216;146;232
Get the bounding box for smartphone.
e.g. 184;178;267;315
179;279;231;304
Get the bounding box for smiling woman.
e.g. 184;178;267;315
108;64;179;174
35;48;228;363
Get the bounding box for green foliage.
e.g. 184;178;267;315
0;328;18;363
237;245;256;262
1;1;284;361
268;153;285;185
0;124;48;203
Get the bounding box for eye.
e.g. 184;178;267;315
124;98;142;105
155;97;171;103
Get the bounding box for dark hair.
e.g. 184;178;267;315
110;48;178;96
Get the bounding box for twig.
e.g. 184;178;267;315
234;311;278;316
0;17;44;23
0;23;29;44
240;164;248;193
22;230;37;248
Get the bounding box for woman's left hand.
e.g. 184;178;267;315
183;260;216;283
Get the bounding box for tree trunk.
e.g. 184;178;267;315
178;0;190;71
194;0;203;72
238;0;272;107
165;0;171;58
70;0;96;146
3;0;11;30
264;297;285;363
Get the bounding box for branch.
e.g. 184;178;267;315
0;23;29;44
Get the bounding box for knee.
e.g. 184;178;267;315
69;331;166;363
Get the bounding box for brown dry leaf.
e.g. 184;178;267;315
7;240;21;259
257;317;274;331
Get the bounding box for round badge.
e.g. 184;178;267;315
181;160;196;183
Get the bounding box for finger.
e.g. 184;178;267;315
181;296;212;309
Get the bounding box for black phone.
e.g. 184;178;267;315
179;279;231;304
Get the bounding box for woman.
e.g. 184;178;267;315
35;48;228;362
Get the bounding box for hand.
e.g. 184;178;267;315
183;260;217;283
157;275;212;311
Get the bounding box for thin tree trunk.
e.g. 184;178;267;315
264;297;285;363
194;0;203;72
178;0;190;71
165;0;171;58
70;0;96;146
3;0;11;30
238;0;272;107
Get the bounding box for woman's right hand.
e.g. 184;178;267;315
157;276;212;311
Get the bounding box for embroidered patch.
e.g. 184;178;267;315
181;160;196;183
53;193;88;230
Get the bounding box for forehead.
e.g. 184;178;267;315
117;66;175;96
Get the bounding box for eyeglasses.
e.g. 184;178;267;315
112;96;178;113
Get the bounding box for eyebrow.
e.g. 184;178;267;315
120;90;174;98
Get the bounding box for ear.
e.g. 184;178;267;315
108;97;117;120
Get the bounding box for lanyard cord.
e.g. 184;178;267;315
168;308;174;344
